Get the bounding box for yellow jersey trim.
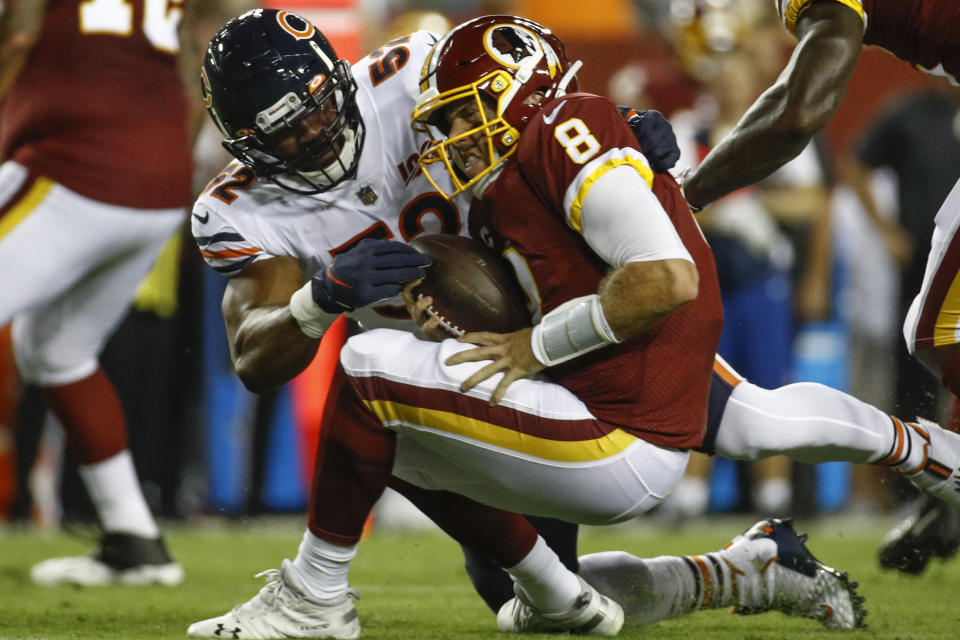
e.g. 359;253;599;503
569;156;654;234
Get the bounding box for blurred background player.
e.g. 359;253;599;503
838;80;960;572
0;0;212;585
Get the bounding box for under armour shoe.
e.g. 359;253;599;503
727;518;866;630
30;532;183;586
496;575;624;636
878;494;960;574
187;560;360;639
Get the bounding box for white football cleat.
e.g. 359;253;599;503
727;518;866;630
187;560;360;639
497;575;624;636
900;418;960;510
31;532;183;586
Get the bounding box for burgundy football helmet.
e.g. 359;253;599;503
412;15;580;197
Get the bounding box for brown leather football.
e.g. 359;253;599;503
410;234;531;336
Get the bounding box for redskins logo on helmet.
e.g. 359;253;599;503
488;25;540;65
412;15;580;199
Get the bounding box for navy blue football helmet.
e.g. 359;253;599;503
201;9;365;194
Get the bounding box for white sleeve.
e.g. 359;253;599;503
579;165;693;267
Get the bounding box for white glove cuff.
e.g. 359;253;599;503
289;282;340;339
530;294;620;367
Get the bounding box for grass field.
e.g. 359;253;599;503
1;514;958;640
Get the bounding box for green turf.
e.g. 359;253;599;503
1;515;958;639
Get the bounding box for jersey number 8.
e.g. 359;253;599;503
554;118;601;165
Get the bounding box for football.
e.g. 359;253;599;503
409;234;531;336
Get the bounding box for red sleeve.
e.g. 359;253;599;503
514;93;655;233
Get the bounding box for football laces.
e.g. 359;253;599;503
423;302;465;338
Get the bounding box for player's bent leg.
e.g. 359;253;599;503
13;200;185;586
578;519;866;631
186;560;360;640
343;329;688;525
902;177;960;371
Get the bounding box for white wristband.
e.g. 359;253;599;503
530;294;620;367
289;282;340;339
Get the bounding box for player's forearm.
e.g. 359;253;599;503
684;90;814;208
684;3;861;209
599;258;698;340
230;306;320;392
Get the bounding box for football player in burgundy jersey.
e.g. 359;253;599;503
0;0;221;586
680;0;960;576
322;13;960;632
187;11;879;639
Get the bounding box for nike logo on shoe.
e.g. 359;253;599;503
193;211;210;224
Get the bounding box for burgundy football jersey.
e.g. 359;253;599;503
0;0;193;209
778;0;960;83
470;93;724;449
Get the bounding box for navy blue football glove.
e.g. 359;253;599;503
310;238;431;313
618;106;680;172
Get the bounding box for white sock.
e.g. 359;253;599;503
579;551;697;626
291;529;358;603
505;536;583;613
579;545;760;627
79;450;158;538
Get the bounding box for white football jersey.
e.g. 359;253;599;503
192;30;472;332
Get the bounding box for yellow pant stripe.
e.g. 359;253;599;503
0;176;54;241
364;399;637;463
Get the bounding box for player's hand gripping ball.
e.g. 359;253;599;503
409;234;531;337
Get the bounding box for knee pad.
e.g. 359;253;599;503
11;317;98;385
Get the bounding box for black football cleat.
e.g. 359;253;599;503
878;494;960;574
31;532;183;586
